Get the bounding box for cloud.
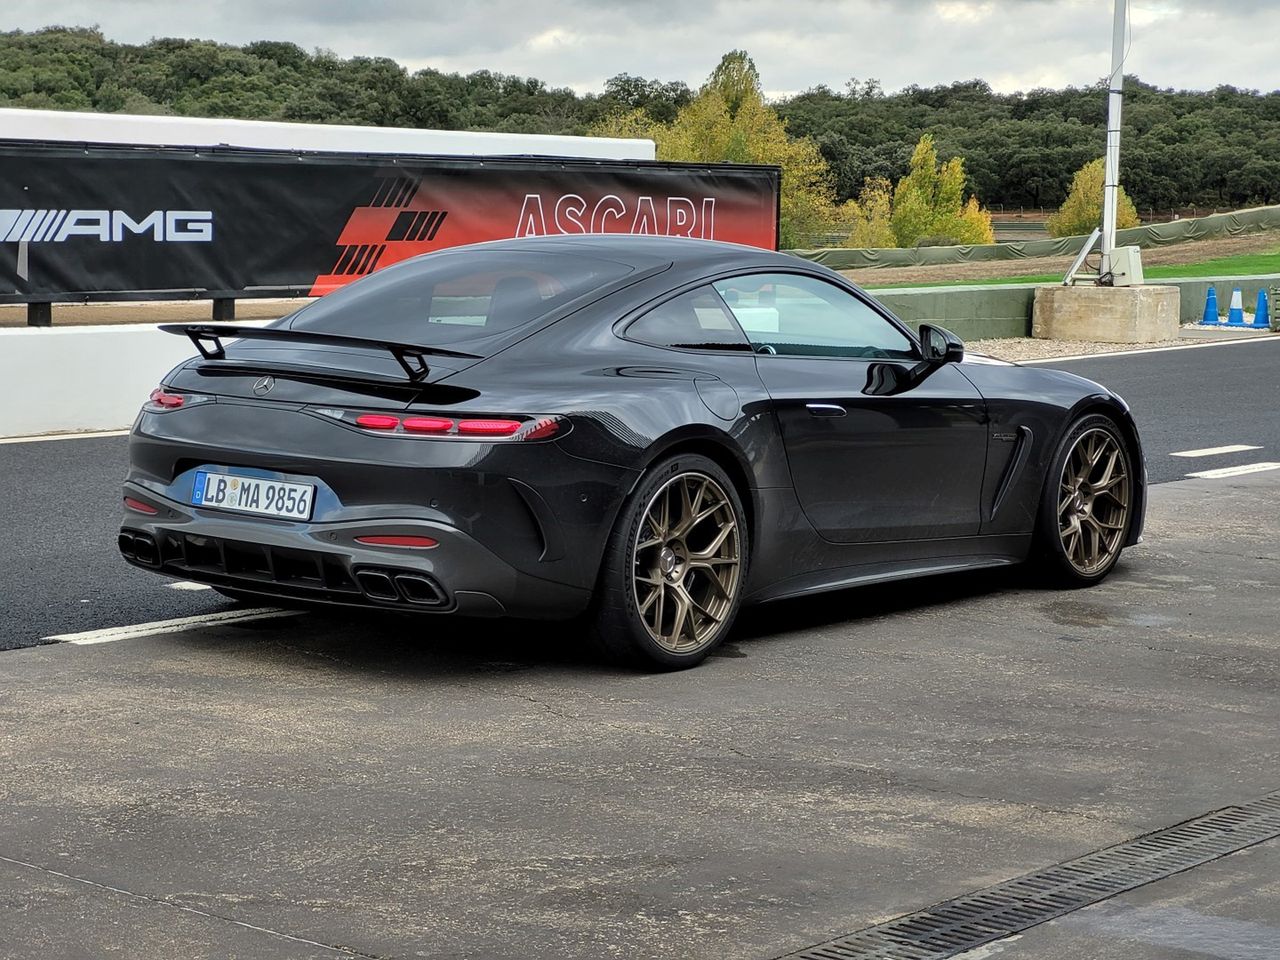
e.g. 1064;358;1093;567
8;0;1280;95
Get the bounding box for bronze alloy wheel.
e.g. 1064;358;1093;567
631;471;742;654
1057;426;1132;576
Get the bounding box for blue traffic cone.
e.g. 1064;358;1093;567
1201;286;1219;324
1251;288;1271;329
1226;288;1246;325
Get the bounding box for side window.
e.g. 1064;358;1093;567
626;286;751;351
712;273;916;360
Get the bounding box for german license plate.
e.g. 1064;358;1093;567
191;470;314;520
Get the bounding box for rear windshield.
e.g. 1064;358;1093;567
287;250;633;352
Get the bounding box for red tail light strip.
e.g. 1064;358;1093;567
123;496;159;515
457;419;521;436
148;388;184;409
402;416;454;434
355;413;400;430
334;410;564;441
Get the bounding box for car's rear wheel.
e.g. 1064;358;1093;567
591;454;748;669
1035;413;1134;585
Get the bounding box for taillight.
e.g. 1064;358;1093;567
457;419;521;436
335;410;565;441
123;496;158;515
519;417;561;441
148;388;184;410
402;417;454;434
355;535;438;549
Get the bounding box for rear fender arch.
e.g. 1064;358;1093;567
623;427;760;553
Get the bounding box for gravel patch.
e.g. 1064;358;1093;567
969;336;1192;362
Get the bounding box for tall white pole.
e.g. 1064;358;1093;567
1100;0;1127;280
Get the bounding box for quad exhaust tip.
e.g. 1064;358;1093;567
355;568;447;606
118;530;160;567
394;573;447;605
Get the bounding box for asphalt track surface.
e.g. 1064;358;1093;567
1;336;1279;959
2;473;1278;959
2;336;1278;649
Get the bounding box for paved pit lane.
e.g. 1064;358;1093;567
1;472;1278;959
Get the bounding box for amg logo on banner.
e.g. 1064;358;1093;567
0;209;213;243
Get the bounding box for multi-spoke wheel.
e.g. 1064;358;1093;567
1036;414;1134;584
591;454;748;668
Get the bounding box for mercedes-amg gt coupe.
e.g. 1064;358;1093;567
119;235;1145;668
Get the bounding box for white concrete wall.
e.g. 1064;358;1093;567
0;324;207;437
0;107;656;161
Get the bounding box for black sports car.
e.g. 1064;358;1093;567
120;236;1145;668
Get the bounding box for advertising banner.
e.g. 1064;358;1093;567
0;143;780;302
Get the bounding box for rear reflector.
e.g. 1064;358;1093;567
355;414;400;430
123;496;158;515
355;535;438;549
457;419;521;436
402;416;454;434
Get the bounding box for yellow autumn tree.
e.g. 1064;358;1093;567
590;51;838;248
839;177;896;248
1046;157;1141;238
890;134;994;247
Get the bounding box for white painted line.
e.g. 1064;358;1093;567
167;580;213;592
0;429;130;445
1170;444;1263;458
1185;462;1280;480
1020;334;1280;365
45;608;300;645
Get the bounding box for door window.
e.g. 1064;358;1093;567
712;273;916;360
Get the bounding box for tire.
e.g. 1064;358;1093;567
1034;413;1135;586
590;453;749;669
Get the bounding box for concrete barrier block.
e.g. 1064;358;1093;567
0;324;205;437
1032;285;1180;343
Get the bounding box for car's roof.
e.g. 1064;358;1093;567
466;234;797;270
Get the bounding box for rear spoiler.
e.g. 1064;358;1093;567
159;323;480;383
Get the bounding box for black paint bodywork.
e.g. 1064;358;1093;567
120;236;1146;618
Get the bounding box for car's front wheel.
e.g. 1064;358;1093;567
591;454;748;669
1035;413;1134;585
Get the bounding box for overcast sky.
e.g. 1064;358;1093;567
10;0;1280;97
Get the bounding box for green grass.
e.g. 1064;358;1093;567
863;248;1280;290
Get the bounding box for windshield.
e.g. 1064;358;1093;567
287;249;633;352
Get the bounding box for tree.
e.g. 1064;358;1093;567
592;51;839;248
705;49;759;118
890;134;994;246
840;177;895;248
1046;158;1141;238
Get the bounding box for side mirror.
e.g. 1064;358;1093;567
919;324;965;364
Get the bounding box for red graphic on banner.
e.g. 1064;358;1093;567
310;170;778;297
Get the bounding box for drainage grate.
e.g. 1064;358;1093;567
782;790;1280;960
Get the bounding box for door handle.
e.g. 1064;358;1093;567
806;403;846;417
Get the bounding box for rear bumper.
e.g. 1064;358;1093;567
119;483;592;619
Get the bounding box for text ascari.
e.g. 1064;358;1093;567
513;194;717;239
